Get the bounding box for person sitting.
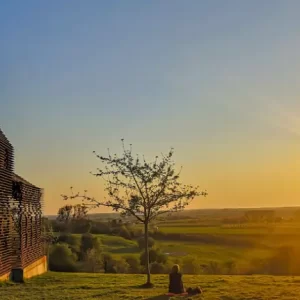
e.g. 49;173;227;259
168;264;185;294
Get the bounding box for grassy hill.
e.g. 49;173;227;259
1;272;300;300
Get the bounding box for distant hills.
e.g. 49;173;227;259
45;206;300;220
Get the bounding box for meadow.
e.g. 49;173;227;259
93;215;300;271
48;207;300;275
96;233;271;268
1;272;300;300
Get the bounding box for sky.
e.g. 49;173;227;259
1;1;300;215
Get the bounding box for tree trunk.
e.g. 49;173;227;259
144;221;151;285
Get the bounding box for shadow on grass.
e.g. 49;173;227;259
146;295;170;300
146;295;193;300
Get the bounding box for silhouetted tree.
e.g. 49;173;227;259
61;140;207;286
57;204;88;223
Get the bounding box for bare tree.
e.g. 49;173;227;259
62;140;207;286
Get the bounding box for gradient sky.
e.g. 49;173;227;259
1;1;300;215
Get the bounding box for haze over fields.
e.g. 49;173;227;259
1;1;300;215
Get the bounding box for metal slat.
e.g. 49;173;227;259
0;128;45;276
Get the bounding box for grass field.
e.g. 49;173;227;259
71;229;296;272
155;223;300;235
1;272;300;300
92;233;282;267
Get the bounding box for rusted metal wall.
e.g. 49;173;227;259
0;128;45;276
0;129;14;277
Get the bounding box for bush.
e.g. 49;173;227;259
181;255;202;274
156;252;168;264
103;253;116;273
56;233;71;244
102;253;130;273
119;226;132;240
205;261;223;275
90;221;111;234
244;258;267;275
51;220;68;233
151;262;166;274
80;233;102;260
266;246;298;275
71;219;92;234
81;248;103;273
57;233;80;255
112;257;130;273
49;243;78;272
223;260;237;275
140;248;167;266
137;236;155;250
132;228;143;238
244;246;300;275
124;255;141;273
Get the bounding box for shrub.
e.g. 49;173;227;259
133;228;143;238
151;262;166;274
112;257;130;273
244;258;267;275
103;253;116;273
266;246;297;275
90;221;111;234
81;248;103;273
156;252;168;264
246;246;300;276
102;253;130;274
80;233;102;260
140;248;167;266
119;226;132;240
137;236;155;250
124;255;141;273
181;255;202;274
205;261;223;275
57;233;80;255
56;233;70;244
223;260;237;275
71;219;92;234
49;243;78;272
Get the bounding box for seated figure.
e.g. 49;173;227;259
168;264;185;294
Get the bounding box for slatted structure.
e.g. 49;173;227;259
11;174;44;269
0;128;45;278
0;129;14;277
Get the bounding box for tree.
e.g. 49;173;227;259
84;248;103;273
61;140;207;286
244;210;275;223
80;233;102;260
57;204;88;223
56;204;89;233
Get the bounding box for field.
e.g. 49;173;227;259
14;208;300;299
95;233;271;269
1;272;300;300
50;207;300;276
92;221;300;271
